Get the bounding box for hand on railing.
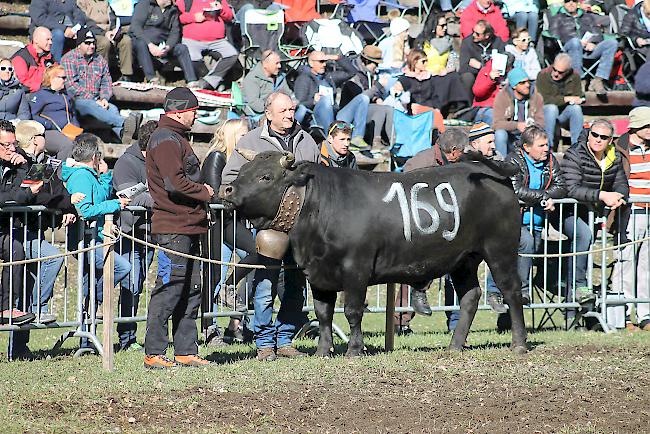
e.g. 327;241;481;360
71;193;86;204
118;197;131;209
28;181;44;195
61;213;76;226
542;197;555;212
599;191;626;210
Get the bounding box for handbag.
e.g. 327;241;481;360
39;95;84;140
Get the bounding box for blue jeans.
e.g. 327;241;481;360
487;226;542;297
543;104;583;148
313;94;370;138
495;129;520;157
440;0;453;11
117;241;154;348
51;28;66;62
514;11;539;42
562;215;592;290
211;242;250;325
562;37;618;80
252;252;307;349
82;241;132;305
474;107;493;126
75;99;124;139
444;275;459;331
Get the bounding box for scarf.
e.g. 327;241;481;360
402;67;432;81
428;36;452;55
0;76;21;100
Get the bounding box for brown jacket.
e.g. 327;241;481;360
77;0;110;32
146;115;211;235
493;87;545;132
403;142;447;172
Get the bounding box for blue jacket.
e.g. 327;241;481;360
29;87;79;131
29;0;98;34
61;162;120;240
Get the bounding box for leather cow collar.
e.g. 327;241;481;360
269;185;305;232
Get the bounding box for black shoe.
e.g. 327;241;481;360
487;293;508;314
223;327;244;344
410;289;432;316
395;325;413;336
10;347;34;361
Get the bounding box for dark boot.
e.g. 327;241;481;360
410;289;432;316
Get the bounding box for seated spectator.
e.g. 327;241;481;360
61;30;140;144
130;0;199;87
486;125;566;313
549;0;617;95
242;50;306;123
11;27;55;93
537;53;584;149
378;18;411;73
294;51;372;151
505;27;541;82
77;0;135;82
418;12;459;76
460;0;509;42
0;59;30;122
471;58;506;127
177;0;238;90
10;120;83;359
62;134;131;349
395;49;470;118
321;121;358;169
459;20;505;98
562;119;628;303
611;107;650;330
113;120;157;351
29;64;79;161
502;0;539;42
620;0;650;58
29;0;100;62
341;46;392;148
493;67;545;155
634;59;650;107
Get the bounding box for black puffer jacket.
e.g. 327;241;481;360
506;147;566;206
561;133;629;215
620;3;650;42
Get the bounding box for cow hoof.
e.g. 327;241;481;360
447;345;464;353
511;345;528;355
345;349;363;357
315;349;332;358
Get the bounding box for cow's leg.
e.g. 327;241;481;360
343;286;367;357
312;287;337;357
448;257;482;351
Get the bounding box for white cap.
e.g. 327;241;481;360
390;17;410;37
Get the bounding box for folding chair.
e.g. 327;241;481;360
614;4;648;87
389;109;434;172
303;18;364;56
346;0;413;45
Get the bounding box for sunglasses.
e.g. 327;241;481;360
0;66;13;72
517;37;531;43
83;40;96;45
590;131;611;141
473;31;485;37
0;141;17;149
437;23;448;27
417;58;427;63
314;59;328;63
328;121;353;136
552;66;569;75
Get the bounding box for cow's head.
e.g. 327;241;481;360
219;150;311;228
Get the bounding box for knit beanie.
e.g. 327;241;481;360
507;67;529;89
77;29;96;47
468;122;494;141
164;87;199;114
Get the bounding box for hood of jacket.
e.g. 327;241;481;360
124;141;146;163
61;160;98;182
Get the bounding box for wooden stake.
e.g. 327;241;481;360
102;215;115;371
385;283;396;352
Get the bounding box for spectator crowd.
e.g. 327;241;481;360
2;0;650;364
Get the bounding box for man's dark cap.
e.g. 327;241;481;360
164;87;199;114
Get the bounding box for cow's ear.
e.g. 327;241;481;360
287;163;313;187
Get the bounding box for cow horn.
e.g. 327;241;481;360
237;148;259;161
279;152;295;169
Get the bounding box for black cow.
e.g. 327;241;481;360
219;151;527;356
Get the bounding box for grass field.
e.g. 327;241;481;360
1;309;649;433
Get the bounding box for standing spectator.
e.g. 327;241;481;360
294;51;372;152
620;0;650;59
29;0;100;62
549;0;618;95
505;27;541;82
177;0;237;90
61;30;139;144
241;50;305;123
144;87;213;368
320;121;358;169
460;0;510;42
378;18;411;73
77;0;135;82
112;120;158;352
502;0;539;42
11;27;54;93
221;91;320;362
486;125;566;312
459;21;505;98
493;67;545;156
537;53;585;149
561;119;628;302
130;0;199;87
610;107;650;330
0;59;30;122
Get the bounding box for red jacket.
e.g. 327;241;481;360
177;0;234;41
472;60;503;107
460;0;509;42
11;44;54;93
276;0;320;22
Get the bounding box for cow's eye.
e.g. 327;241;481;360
259;174;272;182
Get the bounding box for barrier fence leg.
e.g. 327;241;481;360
385;283;396;352
102;215;115;371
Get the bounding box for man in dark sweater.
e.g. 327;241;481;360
144;87;214;369
459;20;505;98
537;53;585;150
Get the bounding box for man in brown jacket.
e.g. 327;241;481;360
493;67;544;156
144;87;214;369
77;0;134;81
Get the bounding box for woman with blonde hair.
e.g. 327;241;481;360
200;118;256;345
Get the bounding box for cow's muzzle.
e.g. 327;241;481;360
218;184;234;200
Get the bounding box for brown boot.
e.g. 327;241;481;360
588;77;606;96
276;345;308;358
175;354;211;367
256;347;277;361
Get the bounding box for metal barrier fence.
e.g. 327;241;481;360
2;199;650;363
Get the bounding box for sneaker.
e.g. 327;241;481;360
187;80;202;89
0;309;36;325
486;294;508;314
349;136;371;152
122;112;142;144
197;78;214;90
223;327;244;344
372;136;385;149
256;347;277;361
35;313;57;324
146;76;161;86
123;342;144;352
395;325;413;336
410;289;432;316
625;322;641;332
640;319;650;331
588;77;607;96
175;354;211;367
574;287;596;304
276;345;308;358
144;354;178;369
541;224;568;242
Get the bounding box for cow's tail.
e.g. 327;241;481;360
460;151;518;180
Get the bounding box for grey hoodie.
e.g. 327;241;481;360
241;61;295;115
113;141;154;234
